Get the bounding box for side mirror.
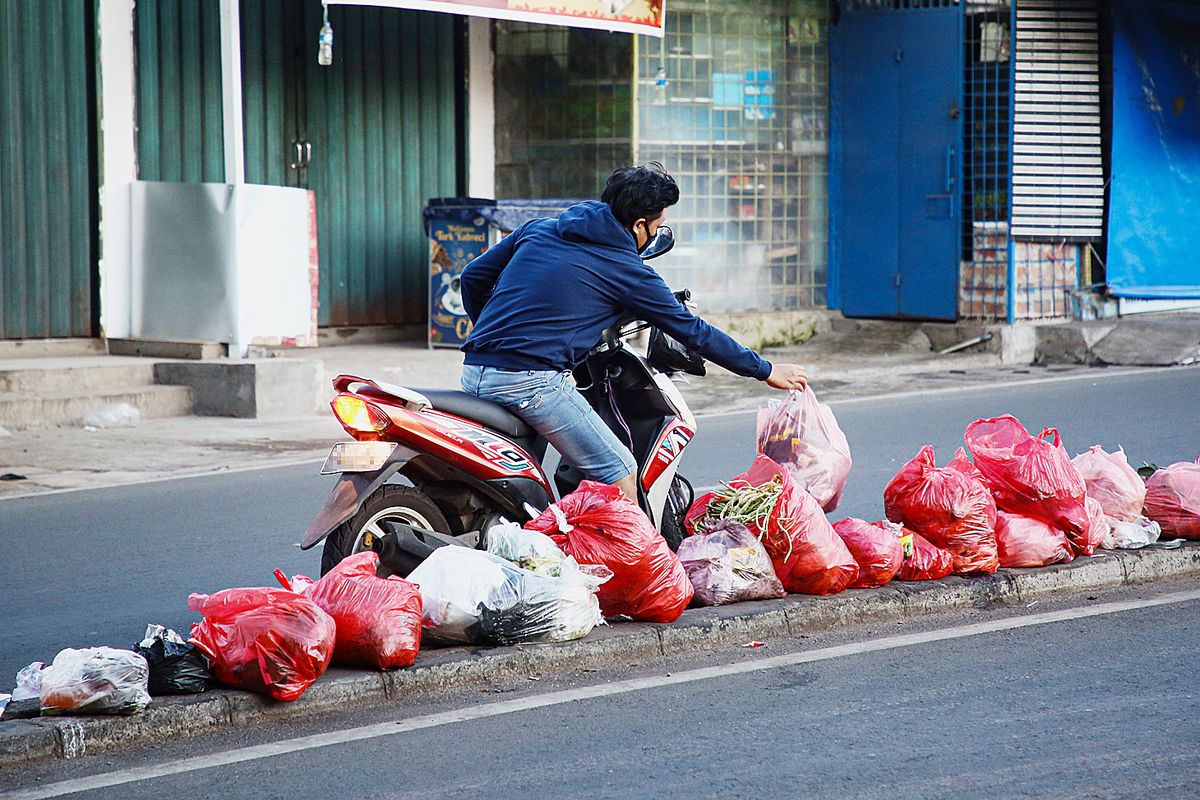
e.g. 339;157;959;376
640;225;675;260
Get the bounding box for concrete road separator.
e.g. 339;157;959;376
0;543;1197;773
5;585;1200;800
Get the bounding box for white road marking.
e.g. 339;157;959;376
694;366;1178;420
6;588;1198;800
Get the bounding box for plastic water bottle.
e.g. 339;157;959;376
318;21;333;66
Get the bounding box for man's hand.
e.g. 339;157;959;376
766;363;809;391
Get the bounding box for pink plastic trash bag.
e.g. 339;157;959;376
883;446;999;575
756;389;852;512
676;520;786;606
1142;460;1200;539
964;415;1088;535
994;511;1074;568
831;518;905;589
1071;446;1146;522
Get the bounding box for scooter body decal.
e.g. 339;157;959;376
641;420;695;492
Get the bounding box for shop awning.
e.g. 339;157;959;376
327;0;665;37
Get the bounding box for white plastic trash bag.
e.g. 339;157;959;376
408;547;606;645
1102;516;1162;550
40;647;151;715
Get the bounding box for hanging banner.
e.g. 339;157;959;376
1106;0;1200;299
328;0;665;37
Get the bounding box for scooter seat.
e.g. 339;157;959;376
416;389;533;439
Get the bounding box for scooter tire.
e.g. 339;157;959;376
321;484;450;575
659;474;694;553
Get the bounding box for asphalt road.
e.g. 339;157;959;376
1;366;1198;683
3;583;1197;800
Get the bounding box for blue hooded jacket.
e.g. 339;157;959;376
459;200;772;380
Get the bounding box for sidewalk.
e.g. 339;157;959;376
2;542;1197;768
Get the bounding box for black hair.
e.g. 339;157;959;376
600;162;680;227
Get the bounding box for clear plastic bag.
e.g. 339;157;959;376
1103;515;1162;550
408;547;606;645
12;661;45;702
486;519;571;575
39;647;151;716
755;389;852;512
676;520;786;606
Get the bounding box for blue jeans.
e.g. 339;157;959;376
461;364;637;485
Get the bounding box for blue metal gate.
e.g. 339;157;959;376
831;0;963;320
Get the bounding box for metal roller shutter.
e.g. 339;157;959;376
1011;0;1102;239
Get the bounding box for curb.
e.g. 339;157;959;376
3;544;1197;768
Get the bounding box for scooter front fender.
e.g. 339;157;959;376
299;444;420;550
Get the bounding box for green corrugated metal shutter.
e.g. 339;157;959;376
135;0;225;183
241;1;461;327
0;0;96;340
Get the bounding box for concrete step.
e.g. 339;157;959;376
0;338;106;359
0;385;194;430
0;360;159;394
108;338;227;360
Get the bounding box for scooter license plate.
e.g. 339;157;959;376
320;441;397;475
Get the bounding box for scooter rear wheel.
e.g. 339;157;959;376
321;484;450;575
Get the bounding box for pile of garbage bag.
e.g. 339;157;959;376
409;543;607;645
526;482;693;622
686;455;858;596
9;392;1198;715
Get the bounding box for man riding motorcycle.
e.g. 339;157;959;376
458;163;809;503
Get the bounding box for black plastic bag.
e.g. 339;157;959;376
132;625;211;695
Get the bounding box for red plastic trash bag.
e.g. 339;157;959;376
307;552;422;671
832;518;905;589
188;587;335;702
755;389;852;512
995;511;1074;568
883;446;999;575
685;456;858;595
964;415;1088;535
525;481;693;622
1142;460;1200;539
1071;446;1146;522
676;520;786;606
895;531;954;581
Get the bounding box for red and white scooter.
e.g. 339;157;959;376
301;228;704;574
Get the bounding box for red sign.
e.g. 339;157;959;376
328;0;665;37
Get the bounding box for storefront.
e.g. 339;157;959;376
492;0;831;313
